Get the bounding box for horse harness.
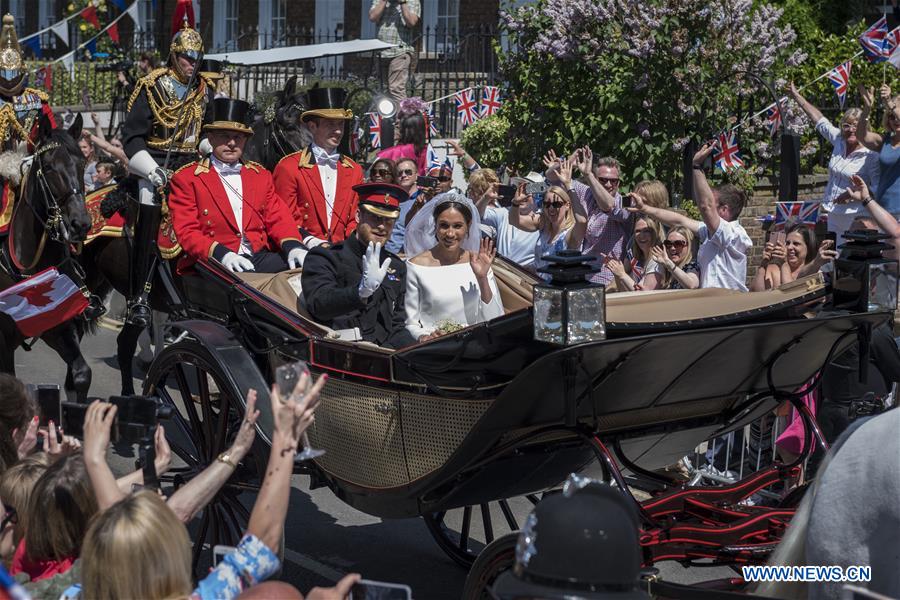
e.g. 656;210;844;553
261;100;300;168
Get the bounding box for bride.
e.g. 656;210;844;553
404;192;505;342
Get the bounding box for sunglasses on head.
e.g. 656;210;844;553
398;169;416;176
664;240;687;249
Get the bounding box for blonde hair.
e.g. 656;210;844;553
467;168;499;200
632;180;669;209
840;108;862;129
661;226;696;288
883;96;900;131
629;214;664;268
81;491;193;600
0;453;50;548
539;185;575;236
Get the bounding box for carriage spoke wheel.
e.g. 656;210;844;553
143;340;260;577
461;534;519;600
423;494;541;568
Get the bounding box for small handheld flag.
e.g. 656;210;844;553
713;131;744;172
368;113;382;149
480;86;502;118
0;268;89;338
454;89;479;127
764;105;781;138
774;201;820;229
827;61;852;108
859;16;889;63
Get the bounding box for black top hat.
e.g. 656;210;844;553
203;98;253;135
301;86;353;121
198;58;224;80
492;482;649;600
353;182;408;219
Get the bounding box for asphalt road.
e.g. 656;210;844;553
10;317;731;599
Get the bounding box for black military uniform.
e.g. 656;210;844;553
301;184;415;349
119;21;215;326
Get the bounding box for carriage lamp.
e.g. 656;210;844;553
533;250;606;345
833;229;899;313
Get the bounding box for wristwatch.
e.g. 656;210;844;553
217;452;237;469
692;164;704;170
862;196;872;207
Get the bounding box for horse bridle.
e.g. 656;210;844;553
262;99;302;165
28;140;82;245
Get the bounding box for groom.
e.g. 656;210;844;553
301;183;415;349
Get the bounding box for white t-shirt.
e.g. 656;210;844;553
483;206;541;268
696;219;752;292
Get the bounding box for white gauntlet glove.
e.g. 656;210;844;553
221;252;255;273
129;149;169;187
358;242;390;299
287;247;308;269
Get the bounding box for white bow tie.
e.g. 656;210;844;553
214;159;242;176
312;146;340;169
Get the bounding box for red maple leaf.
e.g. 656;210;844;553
17;280;55;308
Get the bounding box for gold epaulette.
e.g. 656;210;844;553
340;155;357;169
292;148;313;170
191;158;210;175
23;87;49;102
170;160;199;178
243;161;262;173
127;67;171;111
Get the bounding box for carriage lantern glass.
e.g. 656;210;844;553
832;229;899;313
533;250;606;345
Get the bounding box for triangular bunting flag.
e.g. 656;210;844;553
50;19;69;47
107;21;119;44
81;5;100;29
61;52;76;81
21;36;41;58
126;2;144;30
109;0;128;9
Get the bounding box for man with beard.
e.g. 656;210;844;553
301;183;414;348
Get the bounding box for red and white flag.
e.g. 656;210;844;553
0;268;89;338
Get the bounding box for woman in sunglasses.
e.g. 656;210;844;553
607;214;664;291
857;83;900;221
651;226;700;290
509;158;587;280
368;158;396;184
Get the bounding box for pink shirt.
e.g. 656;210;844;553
377;144;427;175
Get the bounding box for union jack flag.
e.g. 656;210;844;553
859;16;889;63
764;104;781;137
714;131;744;172
827;61;852;108
454;89;480;127
426;144;442;171
774;201;820;229
424;105;439;140
368;113;382;149
884;27;900;57
480;86;502;118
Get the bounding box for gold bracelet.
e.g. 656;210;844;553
217;452;237;469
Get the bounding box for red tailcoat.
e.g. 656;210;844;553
272;148;363;244
168;159;301;272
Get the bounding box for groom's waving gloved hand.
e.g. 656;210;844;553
359;241;391;299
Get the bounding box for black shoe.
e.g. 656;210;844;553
125;301;151;328
83;295;107;320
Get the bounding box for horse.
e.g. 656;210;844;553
0;113;95;400
243;75;312;171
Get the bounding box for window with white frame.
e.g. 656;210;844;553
138;0;156;49
9;0;25;34
423;0;459;52
272;0;287;47
214;0;239;52
39;0;56;52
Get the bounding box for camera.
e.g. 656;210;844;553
61;395;172;444
416;175;438;189
525;181;548;196
95;59;135;74
622;194;634;209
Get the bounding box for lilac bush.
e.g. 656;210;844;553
497;0;807;190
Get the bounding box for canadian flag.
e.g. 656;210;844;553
0;268;89;338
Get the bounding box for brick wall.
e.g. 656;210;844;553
739;174;828;285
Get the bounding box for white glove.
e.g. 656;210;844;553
198;138;213;157
128;149;169;187
287;247;307;269
221;252;255;273
358;242;391;299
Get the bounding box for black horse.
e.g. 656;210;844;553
0;113;94;400
243;75;312;171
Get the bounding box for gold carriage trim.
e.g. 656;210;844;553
0;182;14;230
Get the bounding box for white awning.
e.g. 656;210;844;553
206;39;396;66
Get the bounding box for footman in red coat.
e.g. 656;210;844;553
168;98;304;274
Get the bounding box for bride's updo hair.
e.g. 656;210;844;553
432;193;473;225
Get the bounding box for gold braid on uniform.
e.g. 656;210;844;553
128;68;210;153
0;89;48;146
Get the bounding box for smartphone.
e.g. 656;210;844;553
275;361;312;400
61;402;88;438
212;544;235;566
822;231;837;246
621;194;634;209
416;175;437;189
36;384;61;427
533;192;545;210
497;184;516;203
350;579;412;600
525;181;548;196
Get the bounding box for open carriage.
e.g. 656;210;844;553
139;250;889;587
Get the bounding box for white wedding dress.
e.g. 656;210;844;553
404;262;505;339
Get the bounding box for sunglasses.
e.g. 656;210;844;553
598;177;620;186
437;176;452;182
398;169;416;176
545;201;567;208
664;240;687;249
1;507;16;529
371;169;392;177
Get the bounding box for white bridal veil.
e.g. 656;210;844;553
403;192;483;258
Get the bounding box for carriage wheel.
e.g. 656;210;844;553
423;495;542;568
143;339;261;576
461;534;518;600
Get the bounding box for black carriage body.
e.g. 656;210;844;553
168;258;889;519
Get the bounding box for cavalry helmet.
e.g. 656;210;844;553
169;21;203;82
0;14;26;97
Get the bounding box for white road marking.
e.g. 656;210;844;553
283;547;346;581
